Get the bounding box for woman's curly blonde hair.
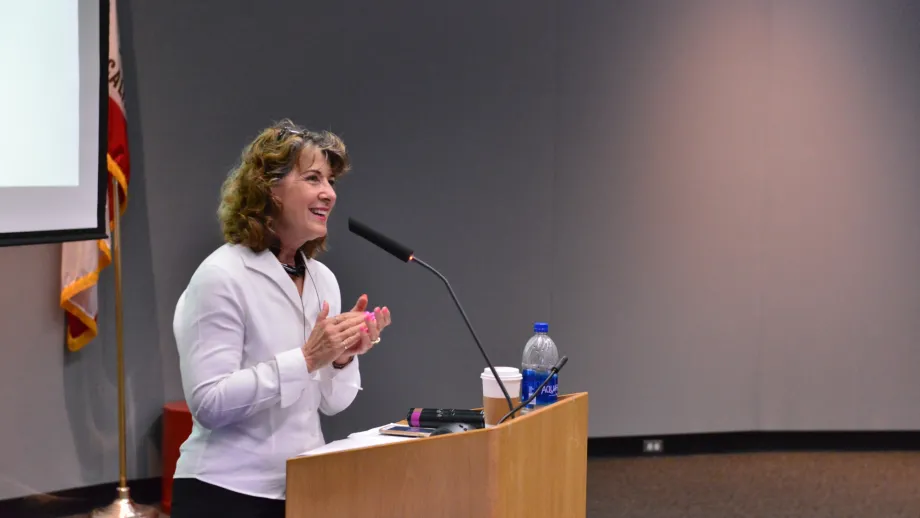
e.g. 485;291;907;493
218;119;351;258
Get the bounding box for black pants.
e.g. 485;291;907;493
170;477;285;518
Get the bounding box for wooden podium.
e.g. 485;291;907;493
286;392;589;518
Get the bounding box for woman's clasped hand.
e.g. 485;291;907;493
302;294;392;371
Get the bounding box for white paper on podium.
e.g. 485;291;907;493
298;423;415;457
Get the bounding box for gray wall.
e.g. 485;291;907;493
2;0;920;500
555;0;920;435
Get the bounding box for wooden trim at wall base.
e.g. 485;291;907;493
588;430;920;457
0;477;160;518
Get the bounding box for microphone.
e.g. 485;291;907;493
406;408;485;429
497;356;568;425
347;217;515;413
347;218;414;263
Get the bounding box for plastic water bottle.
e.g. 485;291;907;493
520;322;559;414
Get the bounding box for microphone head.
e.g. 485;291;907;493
348;217;414;262
554;356;568;371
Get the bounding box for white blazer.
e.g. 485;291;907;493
172;243;361;500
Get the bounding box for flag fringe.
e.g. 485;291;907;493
60;153;128;352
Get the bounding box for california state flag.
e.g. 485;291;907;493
61;0;129;352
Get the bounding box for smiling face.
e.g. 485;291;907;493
271;144;338;249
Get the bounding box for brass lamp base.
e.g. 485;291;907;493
90;486;159;518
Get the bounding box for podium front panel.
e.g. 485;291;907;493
286;392;588;518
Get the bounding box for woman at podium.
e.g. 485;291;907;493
169;119;392;518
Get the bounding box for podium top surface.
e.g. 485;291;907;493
291;392;588;460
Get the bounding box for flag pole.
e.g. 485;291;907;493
91;176;156;518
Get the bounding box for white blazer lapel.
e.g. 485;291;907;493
239;246;303;312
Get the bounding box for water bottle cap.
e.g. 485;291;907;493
533;322;549;333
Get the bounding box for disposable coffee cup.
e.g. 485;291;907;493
481;367;522;427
